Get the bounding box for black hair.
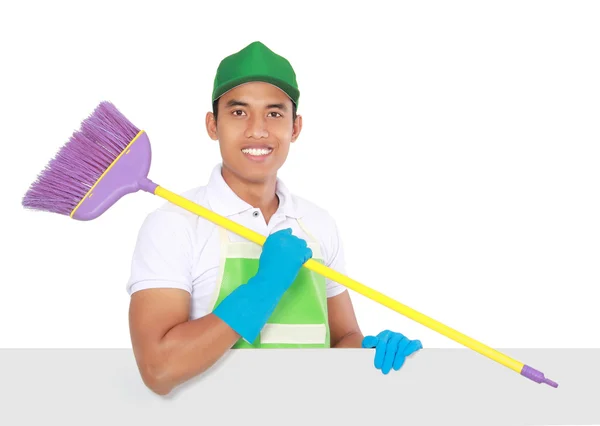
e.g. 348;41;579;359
212;98;297;122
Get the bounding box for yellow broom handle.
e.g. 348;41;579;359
154;185;525;374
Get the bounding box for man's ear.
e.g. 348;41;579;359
291;114;302;143
206;112;218;141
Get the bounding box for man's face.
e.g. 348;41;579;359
206;81;301;184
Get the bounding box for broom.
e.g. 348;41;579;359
22;101;558;388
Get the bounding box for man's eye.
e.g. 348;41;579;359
268;112;282;118
232;110;245;116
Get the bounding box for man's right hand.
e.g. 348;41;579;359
212;228;312;346
255;228;312;294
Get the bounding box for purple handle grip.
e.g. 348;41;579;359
521;364;558;388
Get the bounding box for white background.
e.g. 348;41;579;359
1;0;598;349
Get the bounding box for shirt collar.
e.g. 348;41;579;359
205;163;302;219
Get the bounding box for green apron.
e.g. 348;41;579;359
209;219;330;348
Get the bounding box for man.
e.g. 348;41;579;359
126;41;422;396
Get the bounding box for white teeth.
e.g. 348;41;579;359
242;148;272;156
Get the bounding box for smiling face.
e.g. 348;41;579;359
206;81;302;184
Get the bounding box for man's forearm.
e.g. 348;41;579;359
143;315;363;393
140;314;240;395
332;331;364;348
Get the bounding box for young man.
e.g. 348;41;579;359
126;41;422;396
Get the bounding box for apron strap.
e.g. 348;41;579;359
296;217;318;243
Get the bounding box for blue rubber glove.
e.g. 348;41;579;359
361;330;423;374
213;228;312;344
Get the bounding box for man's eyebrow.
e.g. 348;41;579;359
225;99;249;108
266;103;287;111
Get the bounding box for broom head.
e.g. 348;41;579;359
22;101;157;220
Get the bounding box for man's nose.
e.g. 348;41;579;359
245;115;269;139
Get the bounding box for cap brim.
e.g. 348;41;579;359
213;75;299;106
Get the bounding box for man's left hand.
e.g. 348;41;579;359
361;330;423;374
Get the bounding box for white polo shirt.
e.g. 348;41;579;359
126;163;348;320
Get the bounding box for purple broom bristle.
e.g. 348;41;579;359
21;101;141;216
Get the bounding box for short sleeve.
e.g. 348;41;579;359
126;210;195;295
325;219;348;298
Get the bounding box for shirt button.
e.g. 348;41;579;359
253;211;259;217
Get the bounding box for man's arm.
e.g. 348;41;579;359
328;290;365;348
129;288;240;396
129;228;312;396
127;210;245;396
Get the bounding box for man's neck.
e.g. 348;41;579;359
221;166;279;224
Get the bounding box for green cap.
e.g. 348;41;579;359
212;41;300;107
